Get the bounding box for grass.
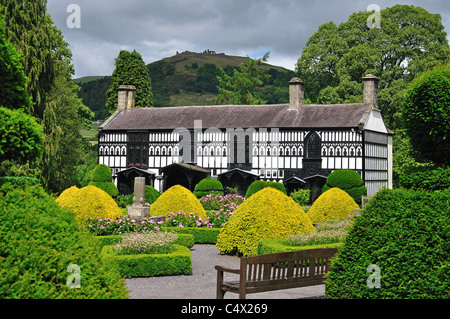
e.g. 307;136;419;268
80;123;99;146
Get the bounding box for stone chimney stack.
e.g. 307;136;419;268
363;74;378;107
289;77;304;108
117;85;136;111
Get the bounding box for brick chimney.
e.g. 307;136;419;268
289;77;304;108
363;74;378;107
117;85;136;111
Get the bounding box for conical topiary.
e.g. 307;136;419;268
150;185;207;220
307;187;358;224
216;187;315;256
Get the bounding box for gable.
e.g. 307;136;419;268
363;108;388;133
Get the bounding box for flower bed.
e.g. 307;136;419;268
95;233;195;249
101;244;192;278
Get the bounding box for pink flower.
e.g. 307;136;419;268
178;223;184;228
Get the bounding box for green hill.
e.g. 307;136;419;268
75;51;295;120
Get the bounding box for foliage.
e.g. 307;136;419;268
398;166;450;191
308;188;359;224
199;193;245;211
212;52;271;105
0;106;44;164
325;188;450;299
322;169;367;205
86;215;162;236
296;5;450;129
102;243;192;278
245;180;287;199
56;185;121;223
402;65;450;165
145;185;161;204
88;164;119;198
0;13;32;114
105;50;153;113
0;176;39;187
0;183;128;299
290;189;311;206
283;219;354;247
257;239;343;255
113;231;178;255
216;188;315;256
193;177;224;197
163;209;234;229
150;185;207;220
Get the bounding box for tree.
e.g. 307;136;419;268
105;50;153;113
402;65;450;166
1;0;67;119
212;52;271;105
0;13;32;114
296;5;450;130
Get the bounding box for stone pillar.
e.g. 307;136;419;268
127;177;150;218
117;85;136;111
289;77;304;108
363;74;378;107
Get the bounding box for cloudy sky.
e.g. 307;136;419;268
47;0;450;79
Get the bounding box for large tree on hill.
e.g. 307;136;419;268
296;4;450;129
106;50;153;113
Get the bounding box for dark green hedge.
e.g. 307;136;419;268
245;180;287;199
89;164;119;197
101;244;192;278
0;184;128;299
325;188;450;299
193;177;223;197
161;226;220;244
323;169;367;205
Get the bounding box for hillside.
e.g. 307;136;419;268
76;51;295;120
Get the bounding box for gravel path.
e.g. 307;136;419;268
125;244;325;299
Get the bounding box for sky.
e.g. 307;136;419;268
46;0;450;79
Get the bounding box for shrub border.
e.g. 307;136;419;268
101;244;192;278
257;238;344;255
161;226;220;244
95;233;195;249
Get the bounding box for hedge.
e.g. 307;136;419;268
0;184;128;299
161;226;220;244
96;233;195;249
101;244;192;278
323;169;367;205
193;177;224;197
325;188;450;299
245;180;287;199
257;239;343;255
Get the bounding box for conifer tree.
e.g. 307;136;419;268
106;50;153;113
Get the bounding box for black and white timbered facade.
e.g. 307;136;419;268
98;75;393;200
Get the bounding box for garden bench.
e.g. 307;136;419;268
215;248;338;299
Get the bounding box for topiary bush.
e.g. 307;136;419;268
325;188;450;299
398;166;450;191
245;180;287;199
89;164;119;198
150;185;207;220
193;177;224;197
322;169;367;205
0;184;129;299
216;187;315;256
307;188;359;224
56;185;122;223
145;185;161;204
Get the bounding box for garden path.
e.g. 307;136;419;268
125;244;325;299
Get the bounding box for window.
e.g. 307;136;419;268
304;131;321;159
127;132;149;167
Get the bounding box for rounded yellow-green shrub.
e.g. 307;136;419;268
57;185;121;223
307;187;358;224
55;185;79;205
150;185;207;220
216;187;315;256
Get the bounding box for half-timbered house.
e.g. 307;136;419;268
98;74;393;201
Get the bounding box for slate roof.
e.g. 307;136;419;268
100;103;370;131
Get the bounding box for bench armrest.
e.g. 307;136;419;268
215;265;240;274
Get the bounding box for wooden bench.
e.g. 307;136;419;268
215;248;338;299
